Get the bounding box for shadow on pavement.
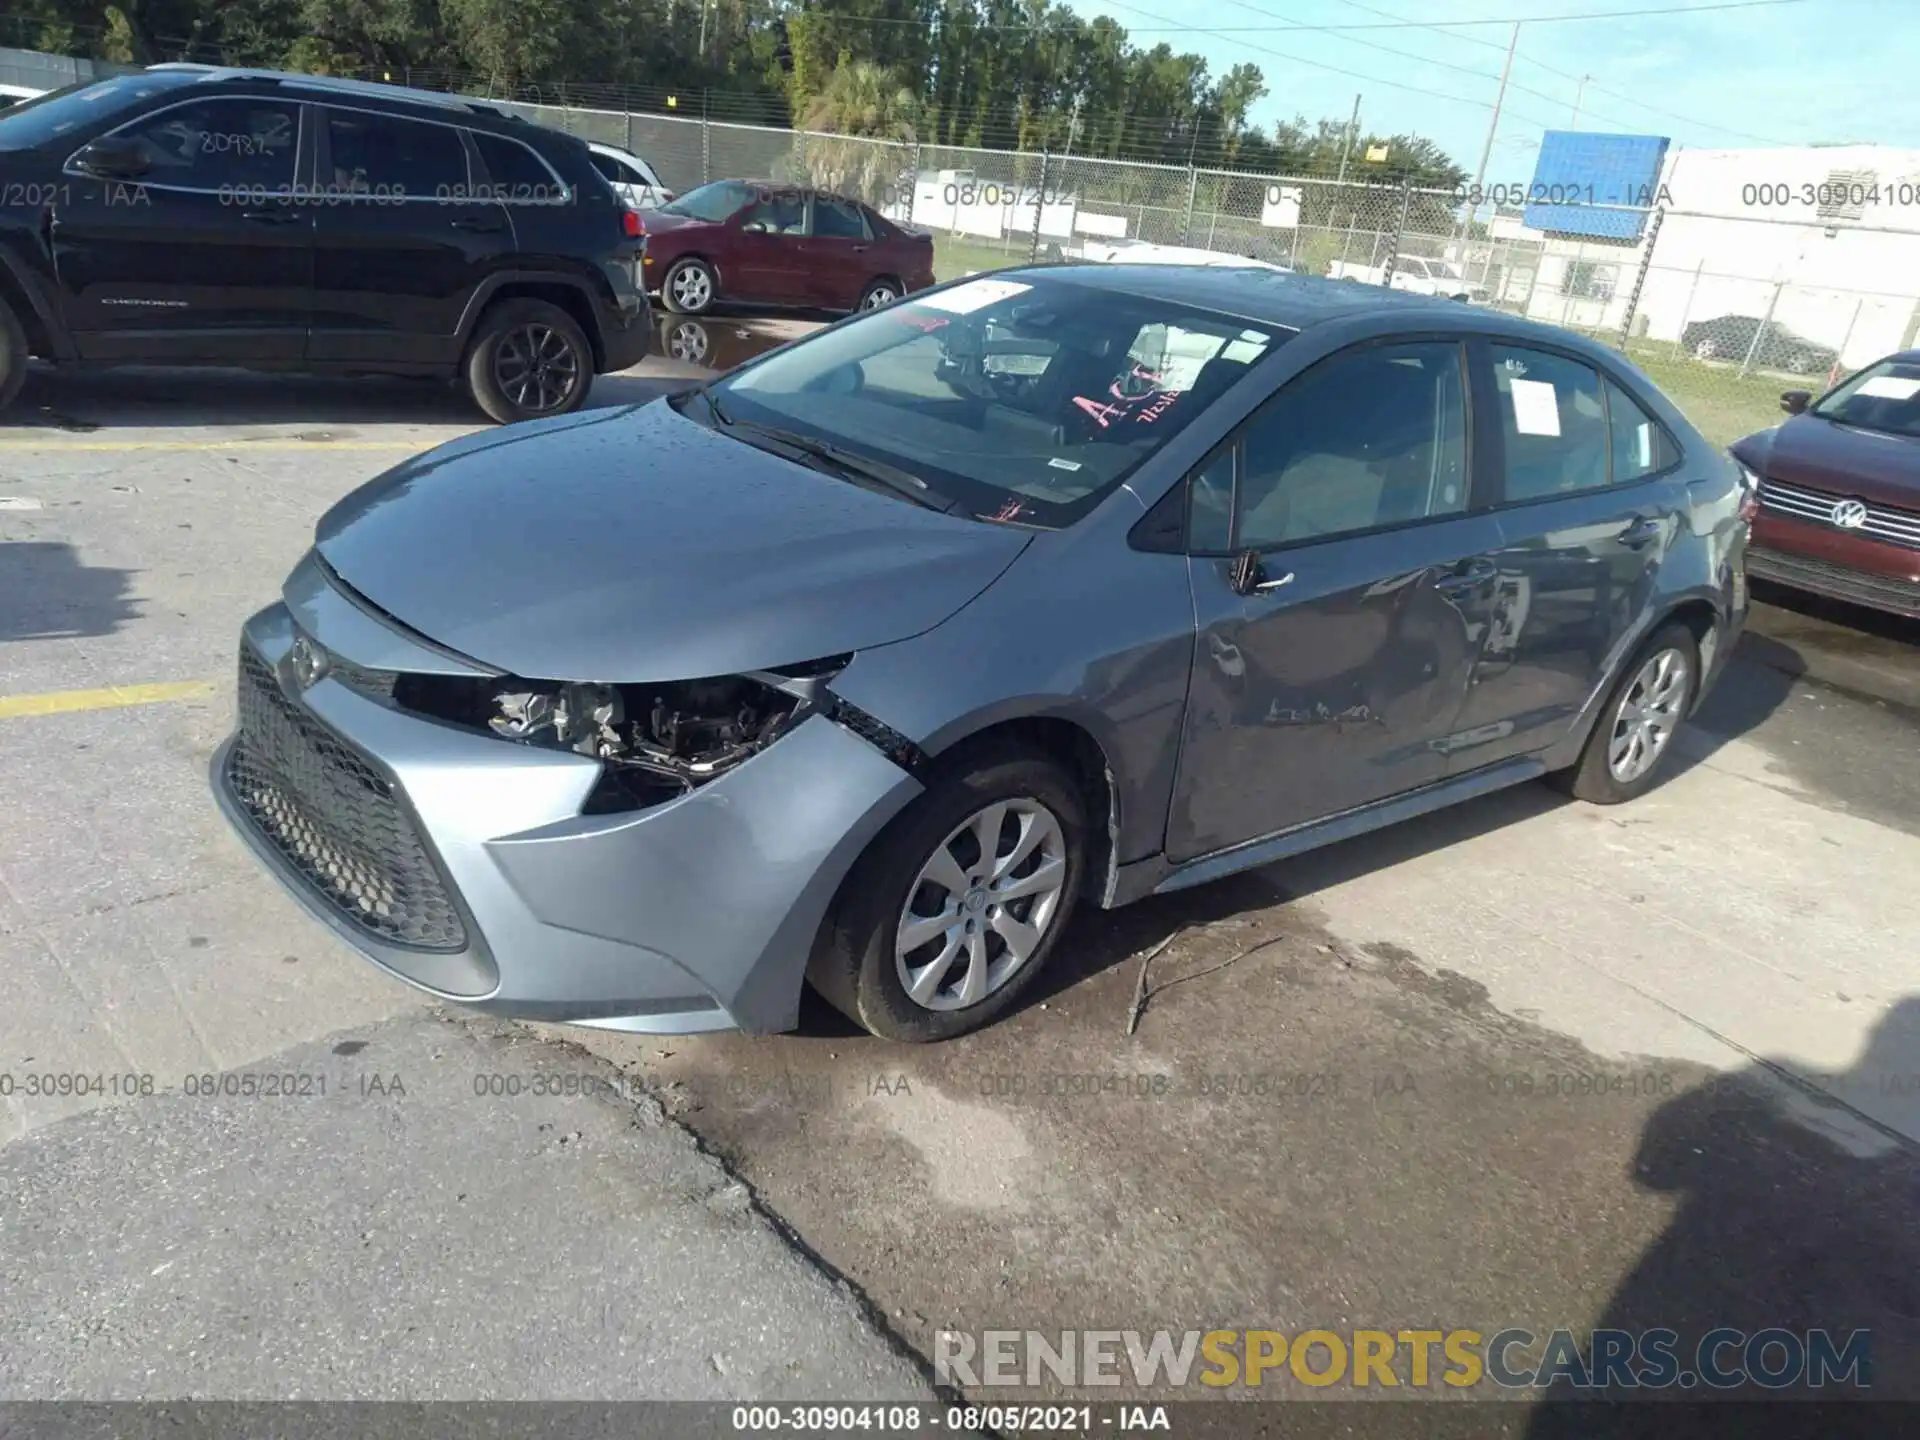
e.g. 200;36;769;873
1525;997;1920;1438
0;541;141;641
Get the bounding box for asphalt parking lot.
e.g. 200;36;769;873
3;323;1918;1409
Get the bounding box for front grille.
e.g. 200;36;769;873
1748;547;1920;615
1759;478;1920;551
226;646;468;951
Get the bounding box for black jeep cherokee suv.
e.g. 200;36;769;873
0;64;650;423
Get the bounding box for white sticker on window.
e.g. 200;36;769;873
1048;458;1083;471
1222;339;1266;364
914;278;1032;314
1509;378;1562;437
1857;374;1920;400
1635;422;1652;469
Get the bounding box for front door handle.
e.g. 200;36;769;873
1619;516;1663;549
241;209;300;225
1434;556;1498;594
451;216;505;233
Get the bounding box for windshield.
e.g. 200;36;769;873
660;179;754;222
1813;357;1920;439
0;73;187;151
709;273;1287;527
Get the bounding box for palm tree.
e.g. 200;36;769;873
790;61;921;208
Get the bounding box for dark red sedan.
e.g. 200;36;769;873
1730;350;1920;619
638;180;935;317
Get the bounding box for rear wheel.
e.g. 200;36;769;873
857;278;900;311
662;258;716;315
808;744;1085;1042
0;296;28;414
463;299;591;425
1551;623;1699;804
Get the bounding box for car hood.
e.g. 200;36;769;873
311;400;1032;683
1733;413;1920;508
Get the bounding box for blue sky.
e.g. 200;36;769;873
1061;0;1918;177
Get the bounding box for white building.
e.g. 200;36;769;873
1481;143;1920;368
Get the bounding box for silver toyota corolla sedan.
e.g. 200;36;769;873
214;265;1753;1042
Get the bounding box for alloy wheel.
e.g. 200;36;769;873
671;265;713;310
1607;647;1690;784
894;798;1068;1011
667;321;710;363
492;324;581;414
861;284;898;310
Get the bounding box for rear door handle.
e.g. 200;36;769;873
1619;516;1663;549
1435;556;1498;594
451;216;505;233
241;209;300;225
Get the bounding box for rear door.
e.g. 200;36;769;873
799;193;877;310
307;105;512;368
1167;337;1506;864
1440;342;1684;772
50;93;310;362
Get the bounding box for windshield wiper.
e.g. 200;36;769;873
706;401;955;512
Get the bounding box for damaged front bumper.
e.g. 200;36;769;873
210;590;924;1035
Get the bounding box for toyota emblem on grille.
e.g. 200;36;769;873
285;635;329;691
1830;499;1870;530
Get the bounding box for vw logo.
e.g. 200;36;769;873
1830;499;1870;530
285;635;329;691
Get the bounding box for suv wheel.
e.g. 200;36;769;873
662;258;716;315
464;300;591;425
0;297;29;414
808;744;1085;1042
1551;622;1699;804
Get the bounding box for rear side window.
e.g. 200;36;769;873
111;97;300;189
1234;341;1469;549
472;131;564;202
815;197;872;240
326;110;466;196
1604;379;1677;481
1491;345;1608;501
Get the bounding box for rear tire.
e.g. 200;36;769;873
0;297;29;414
857;278;901;311
1550;623;1700;805
462;299;591;425
808;744;1086;1043
661;258;716;315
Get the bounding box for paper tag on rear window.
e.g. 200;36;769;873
1509;378;1561;436
1048;458;1082;471
1857;374;1920;400
915;278;1032;314
1634;422;1652;469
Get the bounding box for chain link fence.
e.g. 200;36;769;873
8;45;1920;448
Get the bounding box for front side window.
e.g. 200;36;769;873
326;110;467;195
710;274;1286;527
1813;356;1920;439
660;179;756;222
109;97;299;189
742;190;808;234
1491;345;1608;501
1233;341;1468;549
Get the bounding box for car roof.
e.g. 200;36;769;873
1001;262;1632;353
142;63;531;124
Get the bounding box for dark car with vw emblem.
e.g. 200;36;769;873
1732;350;1920;619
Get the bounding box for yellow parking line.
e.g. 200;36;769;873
0;440;433;452
0;680;219;720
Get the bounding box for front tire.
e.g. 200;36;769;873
0;297;29;414
1551;623;1699;804
662;258;717;315
809;744;1086;1042
463;299;591;425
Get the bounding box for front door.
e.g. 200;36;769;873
1167;339;1505;864
50;94;310;363
308;106;513;368
729;187;811;306
1442;344;1682;771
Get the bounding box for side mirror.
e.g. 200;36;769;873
73;136;150;180
739;220;766;233
1780;389;1812;415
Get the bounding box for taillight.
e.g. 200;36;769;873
1735;462;1762;522
622;210;644;239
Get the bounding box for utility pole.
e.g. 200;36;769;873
1455;21;1519;261
1335;93;1361;186
1570;75;1590;129
697;0;709;63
